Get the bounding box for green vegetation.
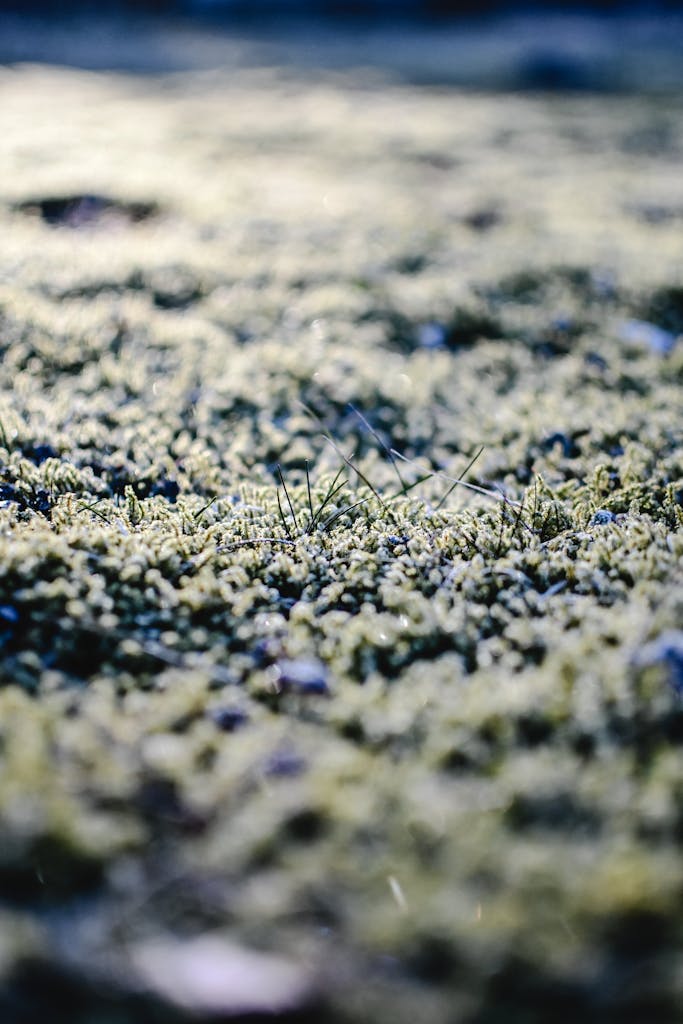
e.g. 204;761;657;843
0;65;682;1022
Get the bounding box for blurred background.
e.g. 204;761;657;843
1;0;683;89
2;1;683;12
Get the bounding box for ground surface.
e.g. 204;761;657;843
0;57;682;1024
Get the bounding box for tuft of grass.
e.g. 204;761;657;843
276;457;373;539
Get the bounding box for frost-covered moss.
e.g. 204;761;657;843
0;65;682;1023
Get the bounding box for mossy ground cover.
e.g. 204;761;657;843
0;63;682;1022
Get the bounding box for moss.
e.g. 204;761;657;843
0;64;681;1023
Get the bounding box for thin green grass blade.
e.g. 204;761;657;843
194;494;218;521
320;496;372;533
307;465;347;533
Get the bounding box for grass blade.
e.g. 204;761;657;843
387;472;435;502
435;445;485;510
305;460;314;530
276;485;292;539
307;464;346;533
390;448;507;505
349;402;408;494
320;496;372;533
77;498;110;523
194;494;218;521
323;434;391;515
276;464;298;533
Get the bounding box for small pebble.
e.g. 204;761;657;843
0;605;19;624
618;319;676;355
264;750;308;778
591;509;617;526
584;350;608;371
463;207;500;232
130;935;311;1016
417;323;447;350
276;658;329;695
210;707;249;732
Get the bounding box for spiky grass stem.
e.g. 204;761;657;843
277;464;299;534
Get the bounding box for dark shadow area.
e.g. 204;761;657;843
13;195;159;228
